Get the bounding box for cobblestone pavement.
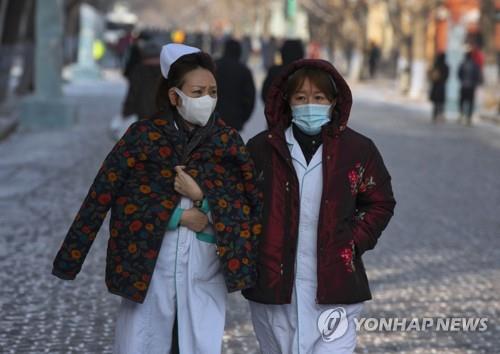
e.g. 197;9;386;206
0;77;499;353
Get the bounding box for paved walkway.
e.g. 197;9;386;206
0;73;498;353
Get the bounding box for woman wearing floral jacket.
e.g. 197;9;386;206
242;59;396;353
52;44;262;353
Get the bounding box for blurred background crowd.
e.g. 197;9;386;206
0;0;499;134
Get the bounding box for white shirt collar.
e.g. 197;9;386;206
284;125;323;170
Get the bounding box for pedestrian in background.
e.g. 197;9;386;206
428;53;449;122
121;39;162;120
458;50;482;126
261;36;278;71
116;30;134;70
240;35;252;64
368;40;381;79
122;31;150;82
215;38;256;131
243;59;396;353
110;39;163;139
261;39;304;102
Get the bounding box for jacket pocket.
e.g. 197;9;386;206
330;216;354;245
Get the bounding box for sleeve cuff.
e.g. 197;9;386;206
167;206;184;230
199;197;210;214
52;268;76;280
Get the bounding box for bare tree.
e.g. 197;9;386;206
303;0;346;57
480;0;498;65
302;0;368;80
0;0;32;102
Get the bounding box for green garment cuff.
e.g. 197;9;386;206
167;206;184;230
196;232;216;244
199;197;210;214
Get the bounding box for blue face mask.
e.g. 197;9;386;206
291;104;332;135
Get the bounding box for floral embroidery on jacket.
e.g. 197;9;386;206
353;209;366;222
348;162;376;195
340;240;356;273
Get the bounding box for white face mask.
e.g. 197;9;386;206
174;88;217;127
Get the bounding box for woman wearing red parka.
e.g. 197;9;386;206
243;59;396;353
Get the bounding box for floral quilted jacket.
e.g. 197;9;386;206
52;115;263;303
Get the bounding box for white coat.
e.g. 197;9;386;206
249;127;364;354
112;196;227;354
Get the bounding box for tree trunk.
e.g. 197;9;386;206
0;0;10;42
343;9;366;82
0;0;28;102
479;0;499;84
408;10;428;98
15;0;35;96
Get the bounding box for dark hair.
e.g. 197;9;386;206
284;67;340;123
155;52;216;112
285;67;338;101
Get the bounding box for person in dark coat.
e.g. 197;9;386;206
240;35;252;64
123;33;145;81
458;51;482;126
428;53;449;122
261;39;304;102
121;40;162;120
215;38;256;131
368;40;381;79
261;36;277;71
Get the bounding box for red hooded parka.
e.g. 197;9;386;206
242;59;396;305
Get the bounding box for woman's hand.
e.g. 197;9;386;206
180;208;209;233
174;166;204;201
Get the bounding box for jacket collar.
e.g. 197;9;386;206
285;126;299;157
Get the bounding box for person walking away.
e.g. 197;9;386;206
123;30;154;82
428;53;449;122
122;39;162;120
368;41;381;79
471;45;485;73
458;51;482;126
243;59;396;353
215;38;256;131
240;35;252;64
111;39;163;139
261;39;305;102
116;30;134;69
261;36;277;72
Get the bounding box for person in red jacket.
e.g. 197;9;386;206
242;59;396;353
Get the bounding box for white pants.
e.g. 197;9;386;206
112;197;227;354
249;281;364;354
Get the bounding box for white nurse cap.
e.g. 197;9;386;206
160;43;201;79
